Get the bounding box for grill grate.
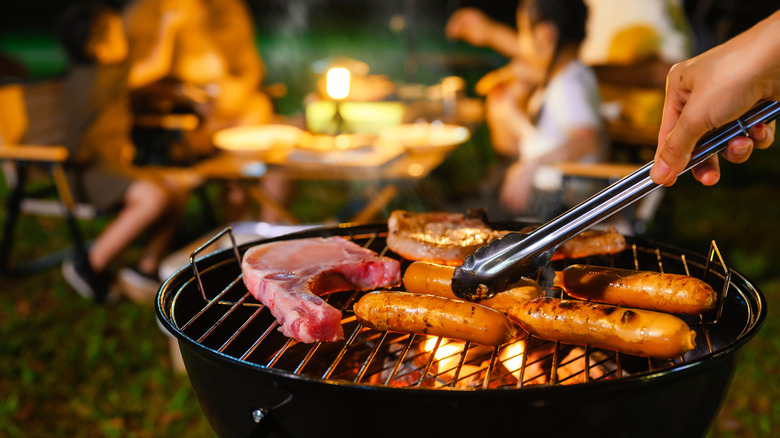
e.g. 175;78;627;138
168;226;739;390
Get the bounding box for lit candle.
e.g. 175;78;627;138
326;67;351;134
326;67;351;100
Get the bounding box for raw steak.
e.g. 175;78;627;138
241;236;400;343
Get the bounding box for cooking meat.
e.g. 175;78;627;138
477;282;543;314
241;237;401;343
555;264;716;315
551;226;627;260
402;261;459;298
507;297;697;359
354;291;518;346
387;210;505;266
403;260;542;312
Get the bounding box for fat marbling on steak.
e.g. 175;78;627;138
241;236;400;343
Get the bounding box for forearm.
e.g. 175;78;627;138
529;128;602;166
651;9;780;186
446;8;520;58
484;23;521;58
743;10;780;100
488;105;533;158
127;20;177;89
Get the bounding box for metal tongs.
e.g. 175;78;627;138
452;100;780;300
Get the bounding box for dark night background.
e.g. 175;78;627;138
1;0;778;79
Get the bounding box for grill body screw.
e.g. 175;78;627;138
252;408;268;423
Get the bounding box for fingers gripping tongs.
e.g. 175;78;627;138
451;100;780;301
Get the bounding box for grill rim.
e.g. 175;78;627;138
155;222;767;395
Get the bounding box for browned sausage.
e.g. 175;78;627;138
403;261;457;298
507;297;697;359
403;261;543;312
354;291;518;346
555;264;716;315
477;282;543;313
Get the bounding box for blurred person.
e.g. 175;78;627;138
447;1;692;153
123;0;273;156
650;10;780;187
447;0;691;84
124;0;289;223
489;0;607;219
58;2;200;303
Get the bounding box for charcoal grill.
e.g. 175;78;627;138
156;222;765;438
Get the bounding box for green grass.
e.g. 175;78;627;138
2;145;778;438
0;281;212;437
0;211;215;437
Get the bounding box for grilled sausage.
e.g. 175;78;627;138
475;283;543;313
403;261;543;312
403;261;457;298
555;264;716;315
507;297;697;359
354;291;518;346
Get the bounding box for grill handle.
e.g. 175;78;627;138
452;100;780;300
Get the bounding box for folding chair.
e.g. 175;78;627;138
0;80;98;275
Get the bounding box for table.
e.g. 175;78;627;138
192;138;462;224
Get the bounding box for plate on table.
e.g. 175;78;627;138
285;138;405;167
213;125;304;156
378;122;470;153
295;133;374;153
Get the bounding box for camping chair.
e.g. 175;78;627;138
0;78;222;279
0;80;99;275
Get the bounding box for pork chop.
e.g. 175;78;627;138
241;236;400;343
386;210;506;266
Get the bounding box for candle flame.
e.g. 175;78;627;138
326;67;350;100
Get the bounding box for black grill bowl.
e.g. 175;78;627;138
156;224;765;438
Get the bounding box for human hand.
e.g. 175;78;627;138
651;11;780;186
500;160;538;213
483;66;536;158
445;8;494;47
476;60;538;96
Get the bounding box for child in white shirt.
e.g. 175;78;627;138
488;0;607;220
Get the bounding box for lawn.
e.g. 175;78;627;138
2;137;778;438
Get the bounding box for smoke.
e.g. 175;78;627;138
269;0;326;37
255;0;459;95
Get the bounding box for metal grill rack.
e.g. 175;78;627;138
163;225;747;391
